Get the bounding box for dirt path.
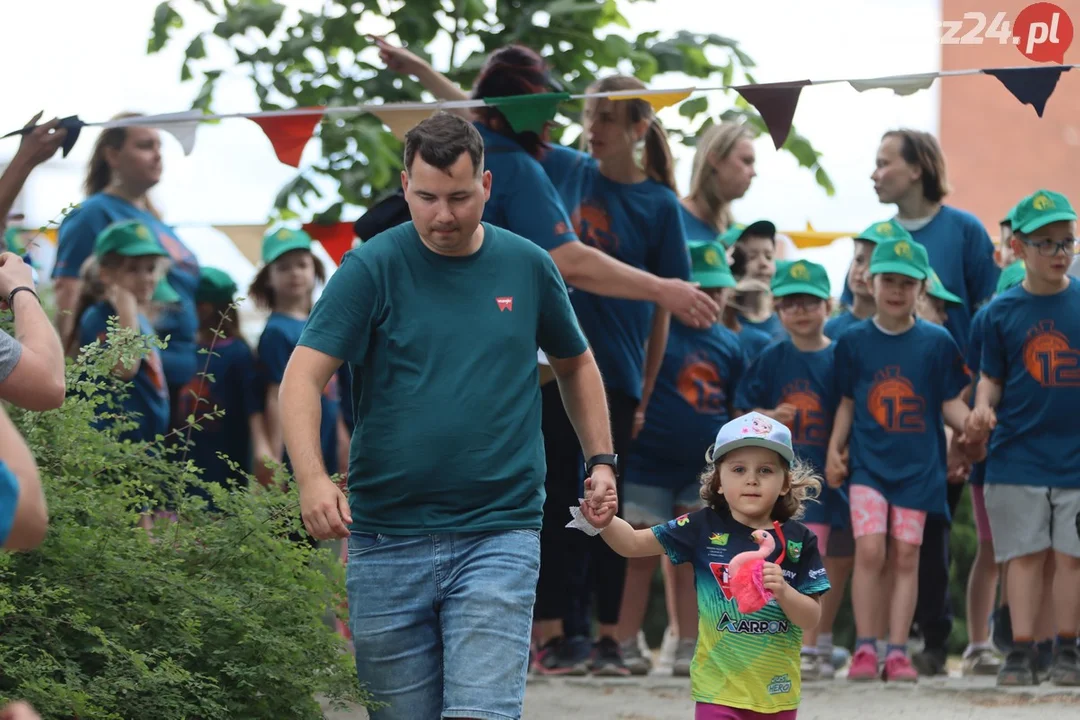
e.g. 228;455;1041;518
328;675;1080;719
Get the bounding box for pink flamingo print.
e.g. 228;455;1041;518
728;520;786;615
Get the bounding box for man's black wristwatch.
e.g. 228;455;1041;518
585;454;619;478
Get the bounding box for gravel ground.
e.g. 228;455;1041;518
327;674;1080;719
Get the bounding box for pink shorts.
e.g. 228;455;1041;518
804;523;831;557
850;485;927;546
970;484;993;544
696;704;797;720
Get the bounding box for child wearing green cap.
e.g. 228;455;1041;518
176;267;273;496
68;219;172;443
735;259;853;680
726;221;786;341
249;228;347;480
825;220;907;340
916;270;963;327
967;189;1080;687
616;239;749;677
826;236;973;682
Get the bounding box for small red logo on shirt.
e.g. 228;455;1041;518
709;562;734;601
496;296;514;312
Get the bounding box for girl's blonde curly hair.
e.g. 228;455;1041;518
698;446;822;522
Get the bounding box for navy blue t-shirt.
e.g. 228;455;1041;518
55;193;200;388
840;207;998;353
259;312;341;477
627;321;746;486
824;310;865;340
737;325;774;361
834;318;969;514
541;144;691;401
739;313;787;342
177;337;264;487
79;301;170;443
680;205;718;242
980;281;1080;489
735;341;846;527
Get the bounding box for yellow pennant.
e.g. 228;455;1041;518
370;108;438;141
613;89;694;112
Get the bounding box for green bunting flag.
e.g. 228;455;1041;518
484;92;571;134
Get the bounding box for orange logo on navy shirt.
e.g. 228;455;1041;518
709;562;734;601
781;380;828;446
1023;320;1080;387
867;366;925;433
572;201;619;255
676;352;726;413
496;296;514;312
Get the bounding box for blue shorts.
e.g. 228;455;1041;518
346;529;540;720
623;480;704;528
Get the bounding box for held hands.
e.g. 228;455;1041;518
825;445;848;489
761;562;791;601
580;472;618;529
658;279;721;329
299;474;353;540
0;252;35;305
965;406;997;444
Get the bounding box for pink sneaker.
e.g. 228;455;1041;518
847;645;879;682
884;651;919;682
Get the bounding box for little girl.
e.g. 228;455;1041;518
578;412;829;719
69;219;171;444
826;237;972;682
178;267;273;494
250;228;346;479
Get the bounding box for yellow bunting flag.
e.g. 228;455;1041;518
371;108;438;141
612;89;694;112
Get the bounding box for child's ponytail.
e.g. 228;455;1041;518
643;117;677;193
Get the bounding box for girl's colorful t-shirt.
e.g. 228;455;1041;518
79;301;170;443
833;318;969;515
55;193;201;389
735;341;847;527
627;321;746;485
540;144;691;402
259;312;341;476
652;506;829;713
177;337;264;488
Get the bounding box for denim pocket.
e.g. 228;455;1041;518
348;531;383;556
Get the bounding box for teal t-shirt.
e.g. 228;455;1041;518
298;222;588;534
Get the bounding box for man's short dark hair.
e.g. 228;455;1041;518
404;112;485;177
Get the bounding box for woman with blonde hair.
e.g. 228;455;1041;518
679;122;758;240
51;115;200;431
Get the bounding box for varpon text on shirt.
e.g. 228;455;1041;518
652;506;829;712
540;144;691;401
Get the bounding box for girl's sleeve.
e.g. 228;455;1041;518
792;528;830;597
650;510;703;565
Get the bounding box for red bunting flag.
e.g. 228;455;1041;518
303;221;356;265
734;81;810;150
251;109;325;167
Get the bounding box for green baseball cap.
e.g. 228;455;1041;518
771;259;831;299
717;220;776;249
996;260;1026;294
1011;190;1077;235
197;267;238;305
869;237;931;280
855;218;912;245
262;227;313;264
926;270;962;305
689;240;736;289
95;220;169;259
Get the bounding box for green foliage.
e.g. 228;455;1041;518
148;0;835;222
0;320;370;718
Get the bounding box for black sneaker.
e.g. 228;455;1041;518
1037;639;1055;681
998;647;1039;686
1049;646;1080;686
532;636;589;676
912;647;948;677
590;636;631;677
990;605;1013;655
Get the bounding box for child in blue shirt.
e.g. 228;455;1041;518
574;412;829;719
735;259;851;680
967;189;1080;687
250;228;345;480
618;240;748;676
178;268;272;496
69;220;172;444
826;221;909;340
826;237;971;682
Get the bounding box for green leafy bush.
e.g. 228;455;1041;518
0;321;370;718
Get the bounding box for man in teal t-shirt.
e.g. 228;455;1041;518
279;112;617;720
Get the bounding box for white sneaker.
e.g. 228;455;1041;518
656;626;678;674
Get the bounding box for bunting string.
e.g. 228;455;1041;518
5;63;1077;160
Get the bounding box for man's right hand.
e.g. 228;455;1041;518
0;252;35;303
657;278;720;329
299;474;352;539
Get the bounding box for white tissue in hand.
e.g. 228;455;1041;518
566;499;604;536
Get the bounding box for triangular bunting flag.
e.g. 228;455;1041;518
613;89;695;111
251;109;325;167
302;222;356;265
984;66;1071;118
143;111;204;155
2;115;84;157
848;73;937;97
484;93;570;134
734;81;810;150
370;108;436;141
